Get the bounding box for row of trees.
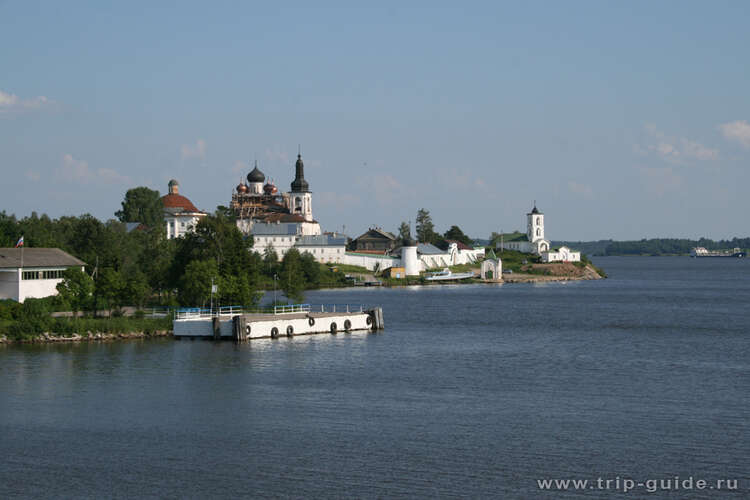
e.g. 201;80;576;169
603;237;750;256
0;186;335;313
396;208;474;248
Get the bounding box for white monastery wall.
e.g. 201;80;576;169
342;253;397;271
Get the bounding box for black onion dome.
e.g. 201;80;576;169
247;163;265;183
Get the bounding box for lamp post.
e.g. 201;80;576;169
273;274;278;307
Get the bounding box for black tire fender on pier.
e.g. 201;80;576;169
270;327;279;339
245;325;251;334
330;322;337;334
308;317;315;326
344;319;352;332
366;315;373;326
286;325;294;337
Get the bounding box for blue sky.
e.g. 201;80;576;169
2;1;749;240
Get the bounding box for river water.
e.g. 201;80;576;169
1;257;749;498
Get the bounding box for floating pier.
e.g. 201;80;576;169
173;304;384;341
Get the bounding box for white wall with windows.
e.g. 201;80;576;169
0;266;85;303
165;213;204;239
298;245;346;264
541;246;581;263
253;234;298;258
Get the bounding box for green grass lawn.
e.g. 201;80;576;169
323;263;371;274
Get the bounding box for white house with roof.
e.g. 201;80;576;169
161;179;207;239
0;248;86;303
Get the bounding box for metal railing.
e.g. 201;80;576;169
273;303;311;314
173;303;368;320
317;304;365;313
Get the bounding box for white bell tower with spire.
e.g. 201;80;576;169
289;147;313;223
526;202;549;254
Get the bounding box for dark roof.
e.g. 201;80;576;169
125;222;147;233
0;248;86;269
485;249;498;260
417;243;444;255
251;222;299;236
256;213;309;224
353;228;397;241
161;193;202;213
296;235;347;246
529;204;542;215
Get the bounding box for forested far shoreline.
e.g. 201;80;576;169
552;238;750;256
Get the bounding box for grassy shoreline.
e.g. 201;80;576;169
0;316;173;343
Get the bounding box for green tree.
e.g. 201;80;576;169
0;211;19;247
122;271;152;309
262;243;279;276
416;208;436;243
398;221;411;242
279;248;306;303
300;252;321;287
57;268;95;317
443;225;473;246
136;229;176;298
16;298;52;334
96;267;125;316
115;187;164;228
171;213;253;284
178;259;219;307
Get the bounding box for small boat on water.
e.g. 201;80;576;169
425;268;476;281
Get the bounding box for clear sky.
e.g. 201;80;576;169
2;1;749;241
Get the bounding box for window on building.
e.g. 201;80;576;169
536;217;540;225
22;269;65;280
536;228;541;237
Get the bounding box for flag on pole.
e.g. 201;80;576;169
15;236;24;248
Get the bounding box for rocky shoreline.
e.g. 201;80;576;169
0;330;172;345
501;264;604;283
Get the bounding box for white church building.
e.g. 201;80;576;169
161;179;207;239
502;204;580;263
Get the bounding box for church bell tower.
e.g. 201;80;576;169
527;203;544;242
290;152;313;222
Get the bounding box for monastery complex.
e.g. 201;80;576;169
160;152;580;278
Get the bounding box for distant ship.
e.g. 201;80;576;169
425;268;476;281
690;247;746;258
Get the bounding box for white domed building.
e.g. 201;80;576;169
161;179;207;239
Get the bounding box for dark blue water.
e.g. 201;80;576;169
1;257;749;498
